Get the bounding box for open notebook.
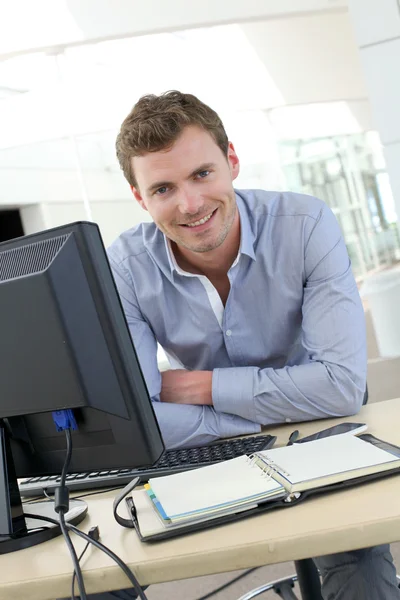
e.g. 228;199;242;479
128;432;400;540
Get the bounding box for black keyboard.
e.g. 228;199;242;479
19;434;276;498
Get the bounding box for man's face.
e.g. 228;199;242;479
131;125;240;253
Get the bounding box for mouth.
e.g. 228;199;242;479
180;209;217;231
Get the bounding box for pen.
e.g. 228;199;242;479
287;429;299;446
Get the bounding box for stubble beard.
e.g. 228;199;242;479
169;198;237;254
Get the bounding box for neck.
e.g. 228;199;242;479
172;209;240;277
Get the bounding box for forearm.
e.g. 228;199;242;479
213;360;366;425
217;208;367;427
152;400;260;449
107;259;260;449
158;360;366;428
160;370;213;405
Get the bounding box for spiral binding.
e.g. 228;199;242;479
247;454;291;479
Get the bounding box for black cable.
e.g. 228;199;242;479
24;509;258;600
71;526;100;598
24;512;148;600
67;524;148;600
111;478;256;600
61;428;73;487
25;463;255;600
72;540;90;598
193;568;259;600
55;428;87;600
25;475;257;600
59;511;86;600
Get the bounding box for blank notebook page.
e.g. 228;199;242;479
148;455;285;519
258;433;399;486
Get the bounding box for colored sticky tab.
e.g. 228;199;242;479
145;484;170;522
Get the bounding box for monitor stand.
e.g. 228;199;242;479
0;421;87;554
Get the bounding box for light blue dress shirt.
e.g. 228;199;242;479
107;190;367;449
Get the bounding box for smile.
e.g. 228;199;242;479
184;210;215;228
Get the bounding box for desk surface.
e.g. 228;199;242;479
2;398;400;600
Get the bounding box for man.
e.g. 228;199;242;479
104;91;399;599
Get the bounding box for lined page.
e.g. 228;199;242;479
148;455;285;520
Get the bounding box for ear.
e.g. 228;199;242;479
131;186;148;212
227;142;240;181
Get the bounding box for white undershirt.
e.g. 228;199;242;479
167;240;240;328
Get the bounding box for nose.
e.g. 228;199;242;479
177;188;203;216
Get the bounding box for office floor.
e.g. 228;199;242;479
145;307;400;599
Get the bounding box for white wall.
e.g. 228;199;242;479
0;136;150;244
0;168;129;204
348;0;400;229
41;200;151;247
19;199;151;247
19;204;47;235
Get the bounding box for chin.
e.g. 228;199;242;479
191;237;224;253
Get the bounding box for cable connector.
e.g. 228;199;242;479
54;485;70;514
88;526;100;542
52;409;77;432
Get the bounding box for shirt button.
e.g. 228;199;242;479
226;329;232;337
285;418;292;423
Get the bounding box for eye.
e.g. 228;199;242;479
155;186;169;196
196;170;210;179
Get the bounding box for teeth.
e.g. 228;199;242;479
186;212;214;227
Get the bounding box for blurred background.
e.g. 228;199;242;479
1;1;400;597
1;0;399;283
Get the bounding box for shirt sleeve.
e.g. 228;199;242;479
212;203;367;425
108;254;260;448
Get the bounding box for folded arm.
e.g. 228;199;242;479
216;205;367;424
108;255;260;448
161;205;367;425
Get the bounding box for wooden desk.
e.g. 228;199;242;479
2;398;400;600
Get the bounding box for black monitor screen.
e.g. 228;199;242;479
0;221;164;477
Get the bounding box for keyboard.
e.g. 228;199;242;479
19;434;276;498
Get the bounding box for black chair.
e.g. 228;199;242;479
234;385;400;599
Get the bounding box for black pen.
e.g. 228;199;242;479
287;429;299;446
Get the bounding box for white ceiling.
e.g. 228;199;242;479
0;11;373;172
241;12;368;105
0;0;348;58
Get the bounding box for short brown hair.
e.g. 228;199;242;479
115;91;229;187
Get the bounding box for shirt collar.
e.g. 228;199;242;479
235;191;256;261
165;238;194;277
164;190;256;275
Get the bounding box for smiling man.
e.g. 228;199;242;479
103;91;400;600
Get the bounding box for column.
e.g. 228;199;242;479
347;0;400;233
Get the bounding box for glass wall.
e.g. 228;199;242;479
279;133;399;280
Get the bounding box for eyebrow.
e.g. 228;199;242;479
146;162;216;195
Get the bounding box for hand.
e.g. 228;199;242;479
160;369;213;406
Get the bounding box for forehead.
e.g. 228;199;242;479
131;126;223;187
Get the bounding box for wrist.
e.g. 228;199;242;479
192;370;213;405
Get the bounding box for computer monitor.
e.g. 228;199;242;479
0;221;164;553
